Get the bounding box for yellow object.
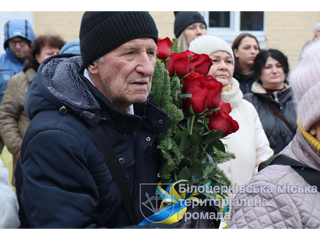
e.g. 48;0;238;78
297;117;320;152
222;84;232;93
140;180;227;225
1;146;15;191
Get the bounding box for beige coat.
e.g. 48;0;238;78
0;68;36;156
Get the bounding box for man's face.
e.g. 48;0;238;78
8;37;30;61
91;38;157;111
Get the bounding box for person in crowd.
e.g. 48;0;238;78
0;19;35;154
15;11;169;228
0;156;20;228
229;41;320;229
299;22;320;61
231;33;260;94
244;49;297;154
60;40;80;55
174;11;207;52
0;19;35;102
0;35;65;186
189;35;273;187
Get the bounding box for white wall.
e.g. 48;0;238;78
0;11;34;54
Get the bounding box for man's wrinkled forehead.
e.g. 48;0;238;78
114;38;157;53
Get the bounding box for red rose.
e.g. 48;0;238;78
167;52;190;77
183;86;208;114
183;50;197;59
208;102;239;137
202;75;219;84
189;53;213;76
201;80;223;110
157;37;173;61
218;100;232;114
181;72;206;93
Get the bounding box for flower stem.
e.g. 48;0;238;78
189;114;196;135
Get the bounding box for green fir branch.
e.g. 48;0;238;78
151;38;235;197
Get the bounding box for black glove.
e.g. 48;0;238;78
171;204;221;229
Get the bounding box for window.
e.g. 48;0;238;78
208;12;230;28
202;11;266;48
240;12;264;31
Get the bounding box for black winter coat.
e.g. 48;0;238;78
244;83;297;154
15;55;168;228
233;70;256;95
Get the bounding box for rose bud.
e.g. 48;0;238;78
183;86;208;114
201;80;223;110
208;102;239;137
167;52;190;77
157;37;173;61
189;53;213;76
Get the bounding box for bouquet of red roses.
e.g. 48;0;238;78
141;37;239;228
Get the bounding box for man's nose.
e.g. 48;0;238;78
15;42;23;48
136;53;154;76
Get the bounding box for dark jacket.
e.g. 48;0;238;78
15;54;168;228
233;70;255;95
244;81;297;154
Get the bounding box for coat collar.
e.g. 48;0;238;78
289;129;320;172
251;81;292;102
221;78;243;109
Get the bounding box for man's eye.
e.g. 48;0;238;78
212;60;218;63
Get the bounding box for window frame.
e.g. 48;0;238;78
201;11;266;49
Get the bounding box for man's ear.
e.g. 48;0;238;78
87;62;99;75
310;124;317;136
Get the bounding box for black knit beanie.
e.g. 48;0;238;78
174;11;207;38
79;11;158;68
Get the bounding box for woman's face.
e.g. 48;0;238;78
184;23;206;45
36;45;61;64
233;37;259;68
208;51;234;87
260;57;286;89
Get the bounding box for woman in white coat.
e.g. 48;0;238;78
0;157;20;228
189;35;273;187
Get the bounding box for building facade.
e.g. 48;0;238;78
0;11;319;69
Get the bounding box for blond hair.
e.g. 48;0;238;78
177;32;189;52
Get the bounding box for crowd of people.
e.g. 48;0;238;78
0;11;319;229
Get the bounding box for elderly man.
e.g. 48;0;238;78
15;12;168;228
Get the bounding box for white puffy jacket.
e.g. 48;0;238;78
219;78;274;186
